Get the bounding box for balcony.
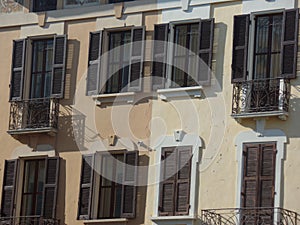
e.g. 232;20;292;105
8;98;59;136
201;208;300;225
0;216;59;225
232;78;291;120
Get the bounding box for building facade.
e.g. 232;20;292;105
0;0;300;224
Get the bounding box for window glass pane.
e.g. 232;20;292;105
270;53;281;78
255;16;269;54
33;0;56;12
272;15;283;52
113;186;122;217
66;0;97;5
37;160;45;192
189;24;199;54
23;161;36;193
98;187;112;218
254;55;268;79
21;195;34;216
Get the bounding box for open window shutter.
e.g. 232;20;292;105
175;147;191;216
152;24;169;90
10;39;26;101
42;157;60;219
51;35;67;98
159;148;176;216
86;31;103;96
242;144;259;208
78;154;94;220
128;27;145;92
121;151;138;218
198;19;214;85
0;159;18;217
280;9;299;78
231;14;250;83
259;143;276;208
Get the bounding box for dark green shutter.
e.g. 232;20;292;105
280;8;299;78
42;157;60;219
121;151;138;218
78;154;94;220
51;35;67;98
175;147;191;215
152;24;169;90
1;159;18;217
10;39;26;101
86;31;103;96
128;27;145;92
198;19;214;85
231;14;250;83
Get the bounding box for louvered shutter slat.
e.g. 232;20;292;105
87;31;103;96
78;154;94;220
281;9;299;78
231;14;250;83
198;19;214;85
1;160;18;217
42;157;60;219
121;151;138;218
152;24;169;90
128;27;145;92
10;39;26;101
51;35;67;98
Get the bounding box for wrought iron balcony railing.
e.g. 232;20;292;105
8;98;59;135
201;207;300;225
232;78;291;118
0;216;59;225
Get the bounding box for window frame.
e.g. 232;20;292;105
248;9;285;80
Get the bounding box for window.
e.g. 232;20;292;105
158;147;191;216
152;19;214;90
242;143;276;224
33;0;56;12
65;0;98;7
86;27;145;96
0;158;60;219
231;9;299;83
78;151;138;220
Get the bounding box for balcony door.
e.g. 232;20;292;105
242;143;276;224
21;160;46;217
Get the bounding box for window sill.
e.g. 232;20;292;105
231;110;288;121
92;92;135;106
151;215;196;221
157;86;203;101
83;218;128;224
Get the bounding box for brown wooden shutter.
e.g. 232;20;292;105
152;24;169;90
159;148;176;216
198;19;214;86
280;9;299;78
78;154;94;220
128;27;145;92
0;159;18;217
51;35;67;98
231;14;250;83
121;151;138;218
87;31;103;96
42;157;60;219
242;144;259;208
175;147;191;215
10;39;26;101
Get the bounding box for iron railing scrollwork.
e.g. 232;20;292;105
0;216;59;225
8;98;59;131
202;207;300;225
232;78;291;115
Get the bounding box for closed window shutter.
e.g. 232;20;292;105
121;151;138;218
242;143;276;208
51;35;67;98
152;24;169;90
231;14;250;83
42;157;60;219
10;39;26;101
78;154;94;220
86;31;103;96
198;19;214;86
0;159;18;217
175;147;191;215
159;148;176;216
128;27;145;92
280;9;299;78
